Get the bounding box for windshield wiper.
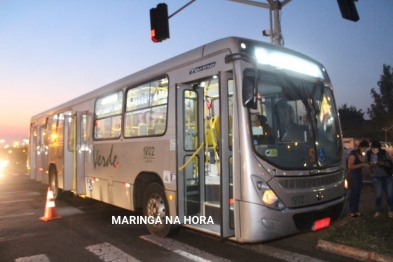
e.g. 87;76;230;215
276;72;325;167
277;73;318;134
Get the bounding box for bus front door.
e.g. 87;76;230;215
176;72;234;238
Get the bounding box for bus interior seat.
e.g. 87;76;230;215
138;123;148;136
154;124;165;134
205;122;214;147
154;118;166;135
281;125;309;143
112;124;121;137
276;100;297;140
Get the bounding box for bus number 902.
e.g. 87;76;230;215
291;195;304;206
143;146;155;157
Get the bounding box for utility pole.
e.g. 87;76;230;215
228;0;291;46
382;125;393;142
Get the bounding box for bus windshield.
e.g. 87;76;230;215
247;69;342;170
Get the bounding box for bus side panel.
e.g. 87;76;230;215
29;123;37;180
112;181;133;210
85;137;176;210
85;177;109;203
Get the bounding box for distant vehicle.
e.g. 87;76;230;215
342;137;362;150
344;147;353;161
380;141;393;156
0;159;9;177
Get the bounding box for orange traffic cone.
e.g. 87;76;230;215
40;187;61;221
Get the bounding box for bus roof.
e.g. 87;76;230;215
31;36;326;120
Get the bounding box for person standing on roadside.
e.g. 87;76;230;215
347;140;370;218
366;141;393;218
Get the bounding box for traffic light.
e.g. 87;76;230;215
337;0;359;22
150;3;170;42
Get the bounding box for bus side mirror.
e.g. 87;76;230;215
243;76;257;109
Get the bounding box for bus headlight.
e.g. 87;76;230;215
344;178;348;190
251;175;285;210
262;189;278;205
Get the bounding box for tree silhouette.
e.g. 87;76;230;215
367;64;393;141
338;104;365;137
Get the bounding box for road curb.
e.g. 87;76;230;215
317;239;393;262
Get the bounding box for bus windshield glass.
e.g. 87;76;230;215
247;69;342;170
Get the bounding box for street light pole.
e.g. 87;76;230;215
382;125;393;142
228;0;291;46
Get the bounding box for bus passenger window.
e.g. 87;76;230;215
94;91;123;139
124;77;168;138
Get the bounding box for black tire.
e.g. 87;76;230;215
142;183;179;238
49;167;60;199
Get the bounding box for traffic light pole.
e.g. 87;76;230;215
150;1;196;42
228;0;291;46
168;0;196;19
150;0;358;43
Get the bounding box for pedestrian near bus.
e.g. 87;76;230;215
347;140;370;218
366;141;393;218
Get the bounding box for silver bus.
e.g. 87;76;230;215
28;37;347;242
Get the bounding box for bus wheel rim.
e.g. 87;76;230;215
146;193;165;225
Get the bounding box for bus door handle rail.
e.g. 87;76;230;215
178;142;204;171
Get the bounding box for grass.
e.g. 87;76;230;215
321;208;393;257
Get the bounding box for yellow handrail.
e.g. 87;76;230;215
178;142;204;171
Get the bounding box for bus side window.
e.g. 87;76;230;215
124;77;168;138
94;91;123;140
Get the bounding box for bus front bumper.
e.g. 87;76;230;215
236;196;346;243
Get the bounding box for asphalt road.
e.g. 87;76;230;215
0;173;359;262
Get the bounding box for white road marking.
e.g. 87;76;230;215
0;233;47;242
0;191;40;197
0;199;33;204
86;242;141;262
242;243;328;262
141;235;230;262
0;190;35;195
174;249;214;261
0;213;35;219
15;254;50;262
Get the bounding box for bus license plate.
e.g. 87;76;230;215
312;217;331;231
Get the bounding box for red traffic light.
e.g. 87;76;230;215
337;0;359;22
150;3;170;42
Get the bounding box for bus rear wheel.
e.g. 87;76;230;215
142;183;178;238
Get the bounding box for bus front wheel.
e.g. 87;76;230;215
142;183;178;238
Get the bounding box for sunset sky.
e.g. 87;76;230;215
1;0;392;143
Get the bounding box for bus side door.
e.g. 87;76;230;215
63;114;73;191
35;124;48;182
176;72;234;238
72;111;93;195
